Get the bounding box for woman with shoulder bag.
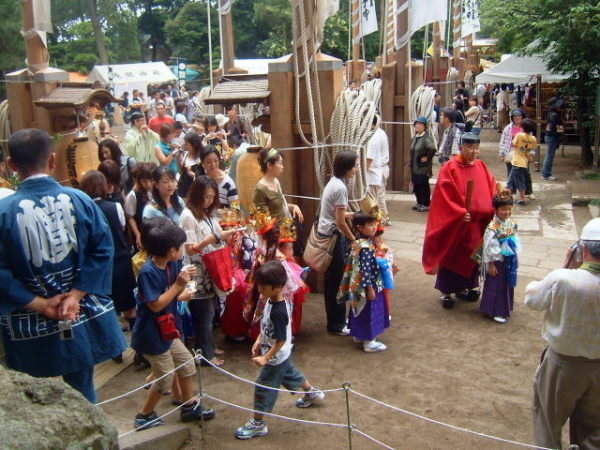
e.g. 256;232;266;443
316;150;358;335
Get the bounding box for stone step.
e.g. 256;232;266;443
119;424;191;450
568;179;600;205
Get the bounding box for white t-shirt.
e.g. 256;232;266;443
317;176;348;236
260;299;292;366
366;127;390;186
124;190;153;217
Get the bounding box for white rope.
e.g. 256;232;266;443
95;354;199;406
380;121;413;125
362;78;382;112
198;355;345;394
353;428;395;450
275;143;363;152
205;394;348;429
445;67;459;108
117;399;191;439
349;390;555;450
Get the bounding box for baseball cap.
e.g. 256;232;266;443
581;218;600;241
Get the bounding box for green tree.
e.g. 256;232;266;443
481;0;600;163
50;21;101;72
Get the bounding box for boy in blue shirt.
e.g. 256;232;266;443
132;217;215;430
235;261;325;440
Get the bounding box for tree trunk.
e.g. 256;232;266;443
87;0;109;65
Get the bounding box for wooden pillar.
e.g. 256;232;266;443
432;22;442;83
219;0;235;74
452;0;461;61
348;0;365;84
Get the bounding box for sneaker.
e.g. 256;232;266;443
528;193;536;200
333;326;350;336
134;411;165;431
417;205;429;212
412;204;421;211
542;176;557;181
295;386;325;408
363;340;387;353
352;337;362;344
180;402;216;422
517;199;527;206
441;295;455;309
493;316;507;324
235;419;268;440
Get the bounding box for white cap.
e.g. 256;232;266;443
215;114;229;128
581;217;600;241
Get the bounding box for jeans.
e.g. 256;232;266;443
324;231;347;332
411;173;431;206
63;365;96;403
254;357;305;413
542;134;559;178
188;297;216;360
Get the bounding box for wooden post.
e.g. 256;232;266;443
535;75;542;171
219;0;235;74
348;0;365;84
452;0;461;61
432;22;442;83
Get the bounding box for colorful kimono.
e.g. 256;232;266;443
338;238;389;341
0;176;126;379
479;215;520;318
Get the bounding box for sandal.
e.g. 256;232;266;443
214;348;225;356
203;357;224;367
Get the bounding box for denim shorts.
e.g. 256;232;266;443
253;357;306;413
508;166;528;192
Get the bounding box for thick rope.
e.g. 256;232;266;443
445;67;459;108
0;100;10;156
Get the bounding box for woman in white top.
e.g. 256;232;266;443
142;166;185;224
317;150;358;335
465;96;484;136
201;145;240;209
177;132;204;198
179;176;237;366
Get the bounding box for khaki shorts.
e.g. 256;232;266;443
144;338;196;393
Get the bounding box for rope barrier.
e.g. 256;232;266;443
95;354;199;406
198;355;345;395
352;428;395;450
117;398;191;439
349;389;554;450
204;393;348;429
275;143;363;152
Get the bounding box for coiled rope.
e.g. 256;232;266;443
0;100;11;155
445;66;459;107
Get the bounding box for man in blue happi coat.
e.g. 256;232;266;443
0;129;126;402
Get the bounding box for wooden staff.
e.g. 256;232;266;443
465;179;474;211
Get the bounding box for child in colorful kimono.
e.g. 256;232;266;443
372;217;399;321
338;212;389;353
479;192;520;323
278;218;310;336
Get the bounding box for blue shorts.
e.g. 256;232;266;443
508;166;528;192
253;357;305;413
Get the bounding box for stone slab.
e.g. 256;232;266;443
542;213;578;241
512;217;540;232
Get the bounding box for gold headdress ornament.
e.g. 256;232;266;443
278;217;297;243
218;207;241;227
371;209;385;232
247;206;276;235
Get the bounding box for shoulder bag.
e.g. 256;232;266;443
303;204;338;272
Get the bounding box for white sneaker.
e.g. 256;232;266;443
542;176;557;181
528;194;536;200
363;340;387;353
335;326;350;336
493;316;507;324
295;386;325;408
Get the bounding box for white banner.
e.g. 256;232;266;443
461;0;481;37
217;0;236;15
396;0;448;49
314;0;340;49
357;0;378;41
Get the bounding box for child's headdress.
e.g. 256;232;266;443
247;206;276;235
492;189;514;208
278;217;297;243
218;208;241;227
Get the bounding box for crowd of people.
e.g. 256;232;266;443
0;76;596;447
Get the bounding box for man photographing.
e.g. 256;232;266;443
525;217;600;450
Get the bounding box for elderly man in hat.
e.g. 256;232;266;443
541;96;565;181
409;116;437;212
422;131;497;309
366;115;391;224
525;217;600;450
122;111;160;164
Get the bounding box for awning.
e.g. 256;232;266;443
34;86;121;109
204;74;270;105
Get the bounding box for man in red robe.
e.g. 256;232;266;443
422;132;497;309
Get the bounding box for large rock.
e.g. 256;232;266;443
0;365;118;449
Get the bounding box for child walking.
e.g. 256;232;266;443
479;192;521;324
235;261;324;440
131;217;215;430
507;118;537;205
338;212;389;353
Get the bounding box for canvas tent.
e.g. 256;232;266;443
88;62;176;98
476;54;570;84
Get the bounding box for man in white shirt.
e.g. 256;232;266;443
524;218;600;450
121;111;160;164
366;116;390;224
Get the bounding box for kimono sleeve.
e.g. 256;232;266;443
72;191;114;295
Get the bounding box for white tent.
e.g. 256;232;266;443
475;54;570;85
87;62;176;98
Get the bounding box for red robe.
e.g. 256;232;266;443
422;156;496;278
